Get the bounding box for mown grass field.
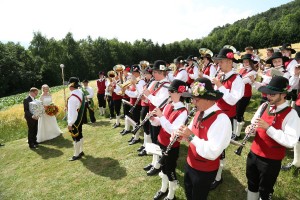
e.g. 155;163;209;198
0;80;299;200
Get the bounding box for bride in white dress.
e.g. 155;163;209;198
37;84;62;143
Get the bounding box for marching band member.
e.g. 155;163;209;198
67;77;85;161
186;55;199;86
173;56;188;82
124;65;146;145
137;67;154;156
245;76;300;200
111;73;123;128
176;78;231;200
200;53;217;79
122;66;132;118
105;71;115;120
96;71;106;116
211;48;245;189
81;80;96;124
233;54;258;140
143;60;170;176
280;43;299;107
282;53;300;171
150;79;188;200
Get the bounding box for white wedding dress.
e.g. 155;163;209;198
37;96;62;143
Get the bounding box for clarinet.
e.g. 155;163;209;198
234;102;269;156
158;107;197;165
131;97;169;135
129;77;154;114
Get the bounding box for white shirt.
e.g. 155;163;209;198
125;79;146;98
202;64;217;80
83;86;94;99
150;102;188;132
174;68;188;82
251;101;300;148
188;104;232;160
216;70;245;106
146;78;170;107
188;65;199;80
286;59;298;76
67;89;83;126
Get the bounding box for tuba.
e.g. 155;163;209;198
198;48;214;70
113;64;125;84
139;60;150;70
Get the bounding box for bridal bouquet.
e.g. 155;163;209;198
44;103;59;116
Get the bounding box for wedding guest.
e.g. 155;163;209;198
82;80;96;123
23;87;39;149
37;84;62;143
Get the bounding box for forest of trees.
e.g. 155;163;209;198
1;0;300;97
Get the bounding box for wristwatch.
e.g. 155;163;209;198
188;134;195;142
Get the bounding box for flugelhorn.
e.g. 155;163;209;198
199;48;214;57
139;60;150;70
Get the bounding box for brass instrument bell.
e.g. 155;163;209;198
107;70;116;78
139;60;150;70
113;64;125;72
223;45;240;56
199;48;214;57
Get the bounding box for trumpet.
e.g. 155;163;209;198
158;107;197;165
234;102;269;156
131;97;170;135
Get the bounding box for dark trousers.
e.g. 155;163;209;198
131;105;141;124
236;97;251;122
72;123;83;142
97;93;106;108
150;125;161;144
26;118;38;146
141;106;150;135
107;96;114;118
113;99;122;116
123;98;130;117
82;102;96;123
184;164;217;200
246;151;282;200
159;142;179;181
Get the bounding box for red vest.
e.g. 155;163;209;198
97;79;106;94
187;110;223;171
129;84;141;106
284;59;293;69
216;74;238;118
173;68;185;77
239;68;252;97
149;82;169;111
158;104;187;147
296;93;300;106
251;106;292;160
202;63;212;76
186;65;195;85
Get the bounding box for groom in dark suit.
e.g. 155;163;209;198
23;87;39;149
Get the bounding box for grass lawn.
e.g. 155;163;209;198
0;82;299;200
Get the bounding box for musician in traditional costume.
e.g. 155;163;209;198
281;52;300;171
280;43;299;107
176;78;231;200
122;66;132;118
81;80;96;124
233;54;258;140
105;71;116;120
210;48;245;189
67;77;86;161
143;60;170;176
137;67;154;156
150;79;188;200
124;65;146;145
173;56;188;82
186;55;199;86
245;76;300;200
96;71;106;115
111;73;123;128
200;54;217;79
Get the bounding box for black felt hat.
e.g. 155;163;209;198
142;66;153;74
174;56;186;64
131;64;141;73
152;60;168;71
98;71;104;75
280;43;296;54
182;78;223;100
166;79;187;93
258;76;289;94
266;52;289;64
68;77;81;88
213;48;238;63
82;79;89;83
294;52;300;60
186;55;195;61
239;54;258;64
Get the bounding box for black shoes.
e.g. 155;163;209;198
137;146;145;152
120;129;131;135
129;138;140;145
79;151;85;157
231;134;241;141
113;123;121;128
147;167;161;176
164;197;176;200
29;145;38;149
128;137;134;143
143;163;153;171
281;162;293;171
69;155;81;161
210;178;223;190
138;149;147;156
153;190;168;200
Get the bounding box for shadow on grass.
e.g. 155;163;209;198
84;120;112;127
40;135;73;148
33;145;64;159
81;155;127;180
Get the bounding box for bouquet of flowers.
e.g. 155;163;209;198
44;103;59;116
29;100;45;118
